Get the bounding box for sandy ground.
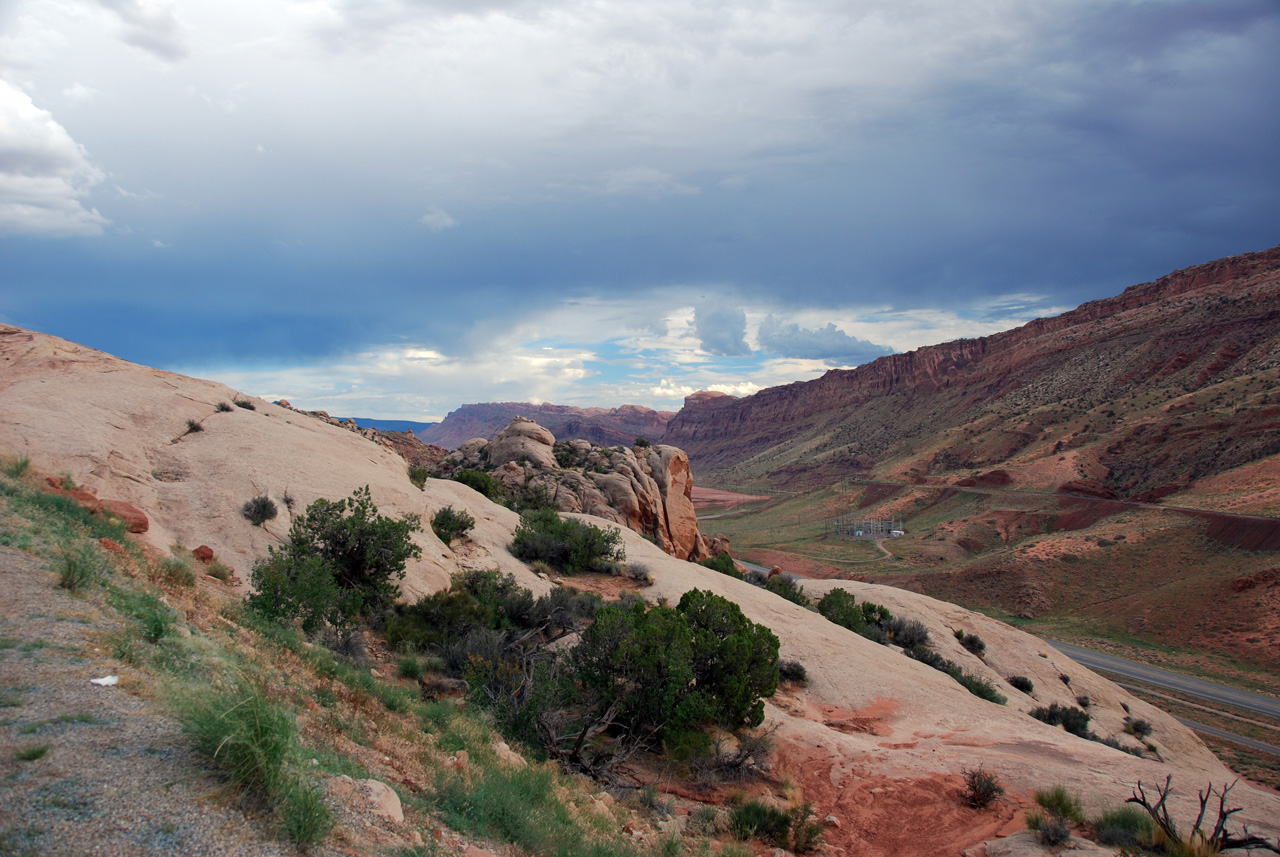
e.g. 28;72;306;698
690;487;773;507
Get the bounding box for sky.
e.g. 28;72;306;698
1;0;1277;422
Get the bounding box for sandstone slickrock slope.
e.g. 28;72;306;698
419;402;673;449
663;245;1280;504
2;324;1278;853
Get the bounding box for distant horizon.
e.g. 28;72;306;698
4;1;1276;421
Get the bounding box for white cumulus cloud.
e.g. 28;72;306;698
0;80;110;237
419;206;457;231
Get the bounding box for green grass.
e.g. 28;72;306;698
56;541;106;591
3;454;30;478
178;680;297;798
728;799;792;846
0;472;132;549
397;655;425;680
434;764;634;857
1033;785;1084;824
153;557;195;587
109;586;176;643
14;744;50;761
18;713;100;734
1090;805;1154;848
277;777;334;847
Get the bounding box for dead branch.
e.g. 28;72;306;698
1127;777;1280;853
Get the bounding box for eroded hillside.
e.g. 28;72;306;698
2;324;1279;856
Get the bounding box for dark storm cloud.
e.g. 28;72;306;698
3;0;1278;416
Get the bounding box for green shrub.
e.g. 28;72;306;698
1029;703;1092;738
906;648;1005;704
955;630;986;656
387;569;596;655
634;437;651;448
432;506;475;545
698;552;742;579
817;589;894;637
455;469;505;500
1123;717;1153;739
887;617;930;649
625;562;653;583
1007;675;1034;693
505;482;557;514
1034;785;1084;824
573;602;703;741
778;660;807;685
433;763;610;857
509;508;624;574
242;495;278;526
678;589;780;731
216;401;233;412
408;465;431;489
286;485;421;612
387;588;491;653
955;672;1007;705
1037;815;1071;846
765;574;808;606
248;551;360;636
962;766;1004;808
234;398;256;410
397;655;425;680
729;800;791;846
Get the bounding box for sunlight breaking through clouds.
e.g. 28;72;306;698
177;290;1065;419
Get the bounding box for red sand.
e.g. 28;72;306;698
774;740;1025;857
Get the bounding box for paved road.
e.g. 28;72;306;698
1048;641;1280;719
1174;717;1280;757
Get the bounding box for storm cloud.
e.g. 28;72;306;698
694;306;751;357
0;0;1276;418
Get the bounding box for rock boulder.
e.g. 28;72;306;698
437;418;711;561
